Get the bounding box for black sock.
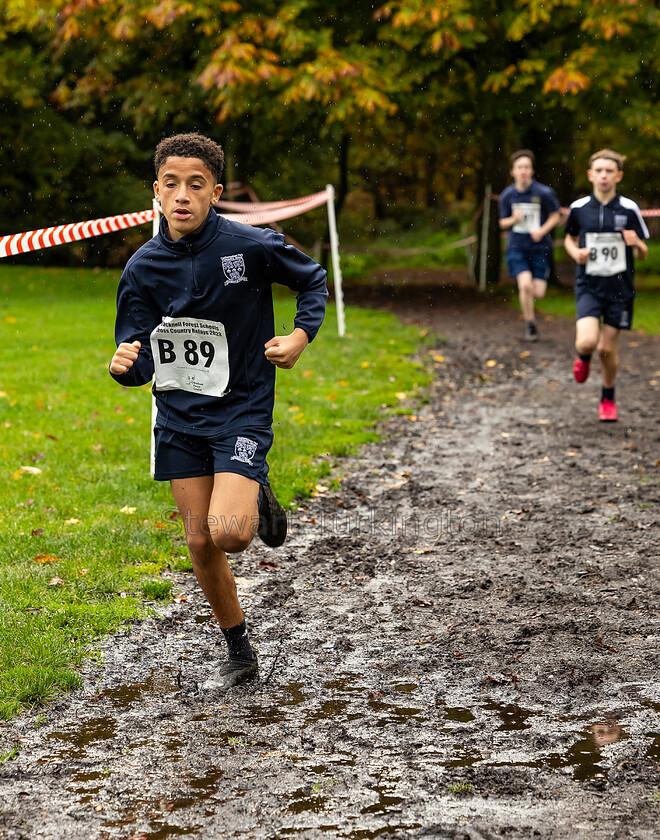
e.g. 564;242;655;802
221;619;253;660
602;386;615;402
578;352;592;363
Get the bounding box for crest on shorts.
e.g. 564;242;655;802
221;254;247;285
230;436;258;465
619;310;629;328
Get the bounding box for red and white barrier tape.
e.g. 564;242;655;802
218;190;330;226
214;189;328;213
0;209;156;259
0;189;332;259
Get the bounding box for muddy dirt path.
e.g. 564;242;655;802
1;284;659;840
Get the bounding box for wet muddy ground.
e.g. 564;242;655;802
1;282;659;839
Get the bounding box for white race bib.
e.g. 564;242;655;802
150;317;230;397
512;202;541;234
585;232;626;277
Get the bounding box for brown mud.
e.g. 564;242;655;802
1;280;659;840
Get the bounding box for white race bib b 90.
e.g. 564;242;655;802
585;232;626;277
512;202;541;234
150;317;229;397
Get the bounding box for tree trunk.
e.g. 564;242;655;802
475;127;507;287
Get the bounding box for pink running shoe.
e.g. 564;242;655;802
599;398;618;422
573;356;590;383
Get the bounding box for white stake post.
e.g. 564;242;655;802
479;184;492;292
150;199;161;477
326;185;346;337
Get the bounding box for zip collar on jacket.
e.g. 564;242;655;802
158;208;224;254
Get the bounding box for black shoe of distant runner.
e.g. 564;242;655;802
203;652;259;692
257;484;287;547
525;322;539;342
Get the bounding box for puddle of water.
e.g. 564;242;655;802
247;703;286;727
322;676;365;694
367;698;427;727
394;683;418;694
189;770;225;792
485;721;630;781
645;732;660;761
484;701;533;731
443;706;475;723
445;747;482;768
303;699;352;727
44;716;116;760
282;682;307;706
100;671;179;708
347;828;424;839
359;777;403;815
138;824;200;840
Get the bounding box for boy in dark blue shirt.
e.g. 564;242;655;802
499;150;562;341
110;133;328;690
564;149;648;422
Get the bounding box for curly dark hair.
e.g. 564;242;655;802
154;133;225;183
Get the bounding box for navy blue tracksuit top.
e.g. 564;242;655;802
111;209;328;435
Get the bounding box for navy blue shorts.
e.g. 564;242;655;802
505;248;550;281
575;287;634;331
153;426;273;483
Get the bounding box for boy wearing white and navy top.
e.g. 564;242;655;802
498;149;562;342
110;133;328;690
564;149;648;422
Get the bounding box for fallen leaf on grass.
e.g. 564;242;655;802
119;506;137;514
64;518;81;525
31;528;44;537
34;555;60;564
15;466;43;477
48;577;65;586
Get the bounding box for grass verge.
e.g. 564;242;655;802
0;265;433;719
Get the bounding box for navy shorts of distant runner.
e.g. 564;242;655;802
564;193;649;331
110;208;328;482
498;179;560;280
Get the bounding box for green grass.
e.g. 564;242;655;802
0;265;432;719
340;223;470;282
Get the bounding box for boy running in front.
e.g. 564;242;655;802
564;149;648;422
109;133;328;690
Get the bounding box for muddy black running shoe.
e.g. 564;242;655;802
257;484;287;547
203;652;259;692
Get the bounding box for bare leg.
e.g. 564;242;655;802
597;324;620;389
170;474;258;629
516;271;535;322
532;278;547;302
575;316;600;357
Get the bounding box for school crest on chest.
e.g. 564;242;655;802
221;254;247;285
